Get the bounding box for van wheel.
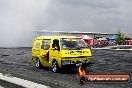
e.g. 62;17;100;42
52;60;59;73
35;58;42;68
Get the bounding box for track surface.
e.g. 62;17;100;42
0;47;132;88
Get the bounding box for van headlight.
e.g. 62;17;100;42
61;60;71;65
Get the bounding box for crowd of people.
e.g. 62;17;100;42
123;40;132;45
80;35;132;47
93;40;116;47
89;39;132;47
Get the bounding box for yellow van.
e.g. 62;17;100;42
32;36;92;73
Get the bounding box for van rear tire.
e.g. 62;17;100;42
52;60;59;73
35;58;42;68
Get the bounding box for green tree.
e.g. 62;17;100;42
115;31;125;45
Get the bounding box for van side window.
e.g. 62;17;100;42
52;39;59;49
35;43;40;48
42;39;51;50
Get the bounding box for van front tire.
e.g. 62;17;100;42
52;60;59;73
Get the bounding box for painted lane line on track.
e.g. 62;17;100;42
0;73;50;88
112;49;132;51
0;86;4;88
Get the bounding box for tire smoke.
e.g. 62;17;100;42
0;0;49;47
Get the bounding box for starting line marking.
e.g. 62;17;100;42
0;73;50;88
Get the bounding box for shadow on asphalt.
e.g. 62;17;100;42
40;66;93;75
44;67;78;74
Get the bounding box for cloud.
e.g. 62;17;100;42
0;0;132;47
60;0;120;9
38;0;132;34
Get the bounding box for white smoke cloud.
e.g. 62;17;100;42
0;0;49;47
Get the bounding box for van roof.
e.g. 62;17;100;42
36;36;79;40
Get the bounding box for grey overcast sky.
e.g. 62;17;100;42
37;0;132;34
0;0;132;46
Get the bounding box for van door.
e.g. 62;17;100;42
40;39;51;67
49;39;60;63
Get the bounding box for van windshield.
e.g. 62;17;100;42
60;38;88;50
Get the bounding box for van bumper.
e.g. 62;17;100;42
61;59;92;68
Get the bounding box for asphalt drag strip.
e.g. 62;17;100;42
0;48;132;88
